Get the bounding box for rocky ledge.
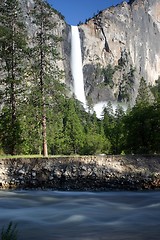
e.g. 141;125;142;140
0;155;160;191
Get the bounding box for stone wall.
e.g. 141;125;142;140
0;155;160;190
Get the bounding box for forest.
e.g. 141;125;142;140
0;0;160;157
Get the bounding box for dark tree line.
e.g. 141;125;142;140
0;0;28;155
0;1;160;156
0;0;64;156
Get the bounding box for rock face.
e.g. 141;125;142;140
1;0;160;106
78;0;160;104
19;0;71;85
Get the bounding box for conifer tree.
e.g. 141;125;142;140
136;77;153;106
112;105;125;154
29;0;64;156
123;77;157;154
102;102;125;154
0;0;27;154
102;102;114;142
83;111;110;155
63;99;85;154
150;77;160;102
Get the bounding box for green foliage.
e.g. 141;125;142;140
122;78;160;154
112;105;125;154
28;0;64;156
102;102;125;154
136;77;153;106
82;111;111;155
62;99;85;154
0;1;159;156
96;63;135;102
84;133;110;155
18;103;42;155
123;104;160;154
102;102;114;140
118;65;135;102
102;64;115;88
150;77;160;101
0;0;27;154
0;107;22;154
95;64;115;88
1;222;18;240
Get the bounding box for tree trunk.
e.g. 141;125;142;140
42;108;48;157
40;13;48;157
10;22;16;155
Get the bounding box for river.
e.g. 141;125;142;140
0;190;160;240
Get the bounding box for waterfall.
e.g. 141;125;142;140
70;26;127;118
70;26;86;107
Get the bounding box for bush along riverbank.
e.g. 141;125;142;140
0;155;160;191
1;222;18;240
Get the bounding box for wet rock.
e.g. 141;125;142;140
32;172;36;177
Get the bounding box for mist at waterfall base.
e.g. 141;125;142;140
1;190;160;240
70;26;127;118
93;101;128;118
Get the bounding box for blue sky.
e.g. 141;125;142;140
47;0;129;25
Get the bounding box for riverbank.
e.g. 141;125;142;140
0;155;160;190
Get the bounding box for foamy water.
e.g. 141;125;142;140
0;190;160;240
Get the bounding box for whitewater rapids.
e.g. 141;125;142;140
0;190;160;239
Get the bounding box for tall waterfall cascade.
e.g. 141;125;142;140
70;26;86;107
70;26;127;118
70;26;108;117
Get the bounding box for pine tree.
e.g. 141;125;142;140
122;77;154;153
29;0;64;156
63;99;85;154
136;77;153;106
112;105;125;154
150;77;160;102
102;102;114;141
0;0;27;154
83;111;110;155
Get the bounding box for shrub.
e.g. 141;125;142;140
1;222;18;240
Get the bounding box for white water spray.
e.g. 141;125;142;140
94;101;128;119
70;26;86;107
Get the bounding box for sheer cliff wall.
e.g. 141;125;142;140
1;0;160;106
79;0;160;104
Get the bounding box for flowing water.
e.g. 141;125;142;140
71;26;86;107
0;190;160;240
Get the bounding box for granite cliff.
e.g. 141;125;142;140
1;0;160;106
78;0;160;104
